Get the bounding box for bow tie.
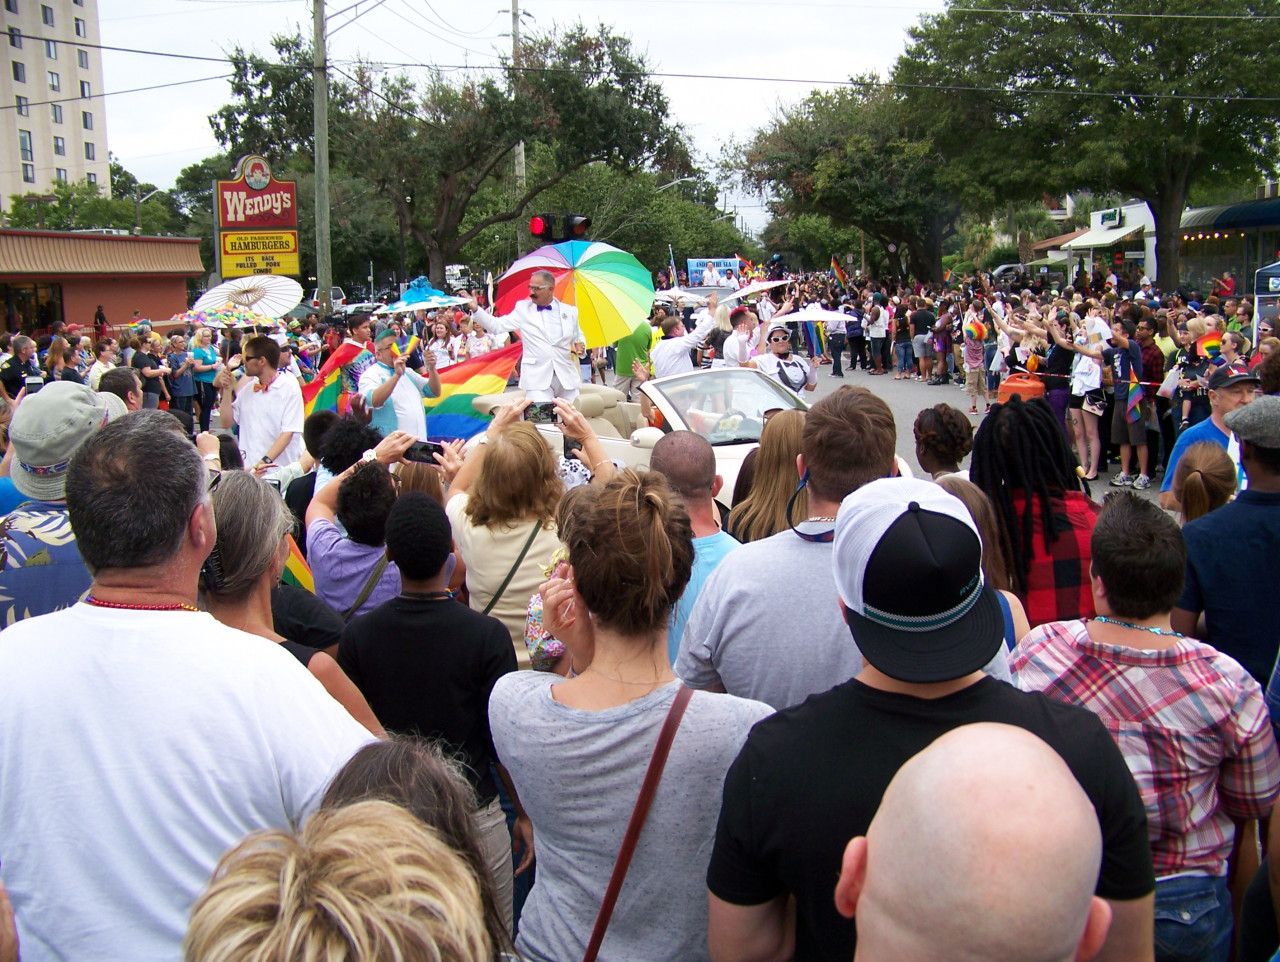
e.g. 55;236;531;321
253;377;273;393
537;304;552;311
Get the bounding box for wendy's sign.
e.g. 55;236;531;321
214;155;299;277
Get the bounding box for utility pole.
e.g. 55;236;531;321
512;0;528;256
313;0;333;316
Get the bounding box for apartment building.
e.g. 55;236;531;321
0;0;109;211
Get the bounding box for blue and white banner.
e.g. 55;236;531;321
687;258;740;285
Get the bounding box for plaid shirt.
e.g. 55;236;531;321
1013;490;1099;629
1140;340;1165;401
1012;620;1280;878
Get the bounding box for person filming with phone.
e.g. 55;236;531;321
358;326;441;440
466;271;586;403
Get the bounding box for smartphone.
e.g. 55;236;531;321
405;440;447;463
23;375;43;395
563;435;583;460
523;401;560;424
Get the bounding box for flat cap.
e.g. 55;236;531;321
1225;395;1280;448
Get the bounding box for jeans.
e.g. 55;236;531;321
984;342;999;393
475;795;515;937
142;392;161;409
196;381;218;432
895;341;914;373
170;394;194;417
828;332;846;375
1154;874;1231;962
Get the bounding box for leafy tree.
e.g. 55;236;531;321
739;81;960;281
894;0;1280;290
760;212;865;274
210;26;681;287
7;168;173;234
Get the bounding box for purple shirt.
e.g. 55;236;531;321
306;517;401;620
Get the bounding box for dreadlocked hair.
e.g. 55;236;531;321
970;396;1081;596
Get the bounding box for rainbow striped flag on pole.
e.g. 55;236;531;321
1126;370;1143;424
424;342;523;441
830;257;848;291
280;534;314;593
302;341;371;417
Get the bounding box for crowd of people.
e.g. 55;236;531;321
0;261;1277;962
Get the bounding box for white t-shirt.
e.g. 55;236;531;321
231;370;305;469
721;330;753;367
0;604;374;962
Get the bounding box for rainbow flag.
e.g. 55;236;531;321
801;321;827;358
424;341;523;441
302;341;370;416
830;257;848;291
392;335;420;359
1126;369;1143;424
942;269;954;286
737;254;753;274
280;534;314;593
1196;331;1222;360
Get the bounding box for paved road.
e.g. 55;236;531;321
801;357;1161;503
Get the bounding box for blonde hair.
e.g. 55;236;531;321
1185;316;1207;340
728;409;806;543
713;303;733;334
465;422;562;529
184;800;490;962
398;461;444;503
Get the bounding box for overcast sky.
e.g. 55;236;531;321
99;0;947;233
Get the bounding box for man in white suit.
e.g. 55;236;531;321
467;271;585;402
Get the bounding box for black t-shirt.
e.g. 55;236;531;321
708;676;1154;962
1043;342;1074;391
131;351;163;395
910;309;936;336
337;596;516;802
272;584;345;651
0;355;36;398
284;473;319;556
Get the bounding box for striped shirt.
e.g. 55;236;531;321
1011;620;1280;878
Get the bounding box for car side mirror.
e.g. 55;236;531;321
630;427;664;450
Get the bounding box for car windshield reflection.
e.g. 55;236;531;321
649;370;807;445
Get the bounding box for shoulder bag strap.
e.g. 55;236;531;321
342;554;389;623
481;521;542;617
581;684;695;962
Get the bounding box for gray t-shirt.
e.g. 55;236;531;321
676;527;1010;711
489;673;772;962
677;529;864;710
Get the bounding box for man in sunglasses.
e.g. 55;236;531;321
749;320;818;393
465;271;586;402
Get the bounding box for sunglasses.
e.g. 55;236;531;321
768;335;790;343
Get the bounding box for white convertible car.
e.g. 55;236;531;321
471;367;811;504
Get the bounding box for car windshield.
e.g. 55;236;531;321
648;369;807;445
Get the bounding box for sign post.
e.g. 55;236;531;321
213;155;300;278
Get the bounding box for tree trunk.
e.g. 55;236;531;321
1153;189;1187;294
426;245;446;290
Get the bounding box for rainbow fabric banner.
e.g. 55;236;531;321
1196;332;1222;360
302;341;370;417
1126;370;1143;424
280;534;314;593
424;341;523;441
801;321;827;358
830;257;848;291
942;269;954;286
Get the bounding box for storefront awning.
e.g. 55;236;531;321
0;230;204;276
1063;224;1143;250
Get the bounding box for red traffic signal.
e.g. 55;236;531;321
565;215;592;238
529;214;555;241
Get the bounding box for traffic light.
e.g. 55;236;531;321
529;213;591;243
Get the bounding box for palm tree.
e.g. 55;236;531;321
1005;202;1056;264
1062;192;1122;232
965;222;995;270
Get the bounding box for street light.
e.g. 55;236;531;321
133;187;161;235
657;177;696;192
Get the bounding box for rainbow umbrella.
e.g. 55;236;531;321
495;241;655;348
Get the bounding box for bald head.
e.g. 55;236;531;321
837;723;1109;962
651;430;716;502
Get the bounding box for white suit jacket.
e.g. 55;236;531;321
473;299;583;394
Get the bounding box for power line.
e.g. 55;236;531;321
0;73;234;112
525;0;1280;18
